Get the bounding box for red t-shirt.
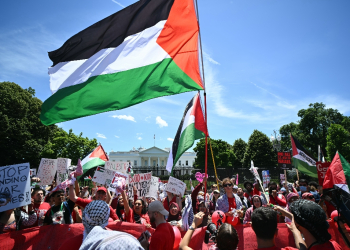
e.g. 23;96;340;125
162;196;177;212
149;222;175;250
72;208;83;223
32;202;51;227
228;197;236;210
126;208;150;225
309;240;342;250
75;198;119;220
254;246;298;250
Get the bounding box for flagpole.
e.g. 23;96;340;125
194;0;208;201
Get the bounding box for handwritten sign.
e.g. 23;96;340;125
93;167;116;186
30;169;37;177
278;152;292;170
195;172;207;183
126;172;152;198
56;158;71;185
0;163;31;212
104;161;129;174
166;176;186;196
316;161;331;186
37;158;57;186
108;172;128;193
147;176;159;198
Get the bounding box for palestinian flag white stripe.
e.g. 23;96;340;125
49;21;169;94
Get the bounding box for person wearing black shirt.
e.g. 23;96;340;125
44;189;75;225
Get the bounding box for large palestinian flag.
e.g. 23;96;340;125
290;134;318;178
166;93;207;173
41;0;204;125
81;145;109;174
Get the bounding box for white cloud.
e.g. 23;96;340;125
111;115;136;122
97;133;107;139
115;135;119;138
111;0;125;8
167;138;174;141
158;97;182;106
203;51;220;65
145;116;151;122
136;133;142;136
137;137;142;140
156;116;168;128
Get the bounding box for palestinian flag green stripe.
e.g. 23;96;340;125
41;58;202;125
292;157;318;178
82;158;106;175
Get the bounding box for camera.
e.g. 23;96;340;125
204;211;224;244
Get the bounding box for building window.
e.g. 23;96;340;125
134;160;137;166
161;160;164;166
179;160;181;166
145;160;148;166
186;160;188;166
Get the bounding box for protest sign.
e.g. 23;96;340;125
56;158;71;185
108;171;128;193
30;169;37;177
126;172;152;197
147;176;159;198
0;163;31;212
316;161;331;186
37;158;57;186
104;161;129;174
92;167;116;186
278;152;292;170
280;174;286;185
166;176;186;196
195;172;207;183
262;170;270;188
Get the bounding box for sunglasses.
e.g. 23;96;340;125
134;203;142;206
223;183;233;187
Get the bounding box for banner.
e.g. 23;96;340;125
37;158;57;186
166;176;186;196
30;169;37;177
278;152;292;170
108;172;128;193
56;158;71;185
104;161;129;174
92;167;116;186
147;176;159;198
0;163;31;212
316;161;331;186
126;172;152;197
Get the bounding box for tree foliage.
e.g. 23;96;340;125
41;128;98;165
232;138;247;166
243;130;277;168
0;82;57;167
326;124;350;162
193;138;239;169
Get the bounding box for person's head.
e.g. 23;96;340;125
280;187;287;196
95;187;107;201
198;201;207;213
148;200;169;225
117;195;124;206
216;223;239;250
134;198;146;215
252;195;262;209
244;181;253;191
213;189;220;201
237;188;244;197
222;178;233;194
290;199;331;244
82;200;110;239
301;192;315;202
298;179;309;193
251;207;278;242
231;176;236;184
31;188;45;203
232;185;238;194
268;182;278;194
51;190;65;206
169;202;179;216
211;184;218;192
286;193;299;205
308;181;318;191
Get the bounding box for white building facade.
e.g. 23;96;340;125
109;146;196;176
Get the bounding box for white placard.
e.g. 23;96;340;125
92;167;116;186
37;158;57;186
108;171;128;193
0;163;31;212
104;161;129;174
280;174;286;185
30;169;37;177
147;176;159;198
56;158;71;185
166;176;186;196
126;172;152;198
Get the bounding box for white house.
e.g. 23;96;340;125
108;146;196;176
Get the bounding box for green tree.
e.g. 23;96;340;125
41;128;98;165
243;130;277;168
232;138;247;166
0;82;57;167
326;124;350;162
193;138;239;169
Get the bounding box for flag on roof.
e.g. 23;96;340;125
40;0;204;125
81;145;109;174
290;134;317;178
166;92;207;173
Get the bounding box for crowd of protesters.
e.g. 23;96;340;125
0;174;347;250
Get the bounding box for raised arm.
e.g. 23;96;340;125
69;183;78;202
121;190;130;217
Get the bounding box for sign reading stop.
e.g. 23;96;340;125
316;161;331;186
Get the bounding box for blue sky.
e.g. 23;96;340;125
1;0;350;154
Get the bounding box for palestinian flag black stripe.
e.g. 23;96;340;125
49;0;175;66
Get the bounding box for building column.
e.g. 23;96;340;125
157;157;160;175
148;157;150;167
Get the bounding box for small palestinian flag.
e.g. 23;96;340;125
41;0;203;125
290;134;317;178
166;93;207;173
81;145;109;174
323;152;350;224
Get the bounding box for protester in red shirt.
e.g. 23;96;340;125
68;184;119;221
191;177;207;213
244;181;261;203
162;191;177;212
268;182;287;207
140;200;175;250
31;187;51;227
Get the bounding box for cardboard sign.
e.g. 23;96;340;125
0;163;31;212
108;172;128;193
30;169;37;177
104;161;129;174
92;167;116;186
147;176;159;198
126;172;152;198
37;158;58;186
316;161;331;186
278;152;292;170
166;176;186;196
56;158;71;185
